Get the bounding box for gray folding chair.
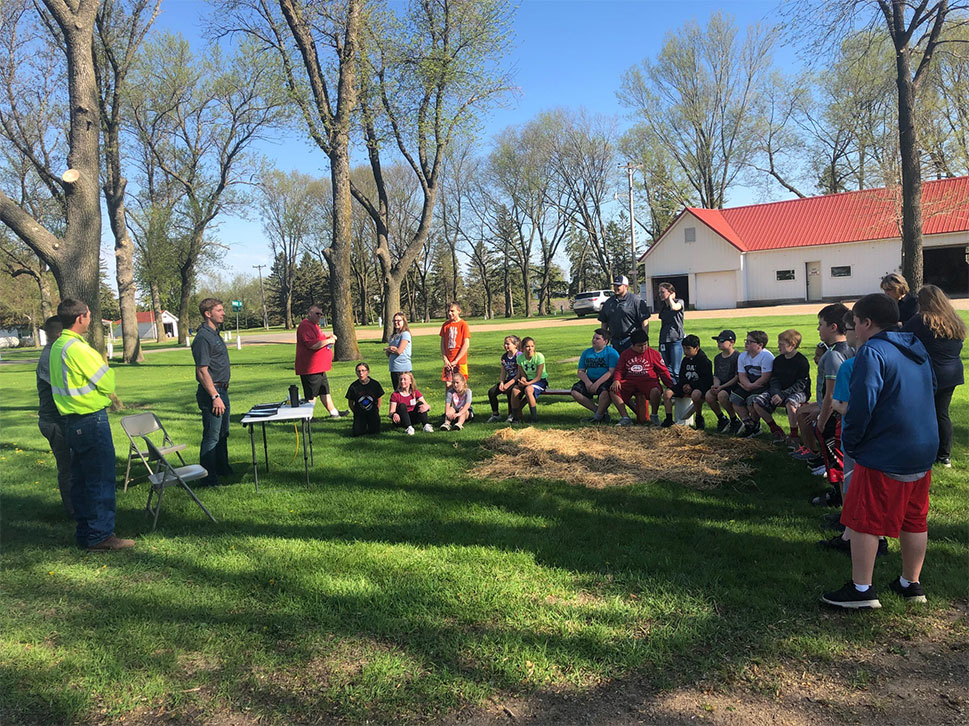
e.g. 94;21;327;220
143;437;217;531
120;413;187;491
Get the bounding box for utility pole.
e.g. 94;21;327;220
619;162;642;292
253;264;269;330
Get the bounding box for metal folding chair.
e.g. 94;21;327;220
120;413;187;491
142;436;217;531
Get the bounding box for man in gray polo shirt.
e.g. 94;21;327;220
192;298;232;486
597;275;651;353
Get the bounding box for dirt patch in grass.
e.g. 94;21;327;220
442;603;969;726
471;426;766;489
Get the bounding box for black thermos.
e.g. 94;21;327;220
289;384;299;407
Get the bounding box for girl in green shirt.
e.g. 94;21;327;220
511;337;549;423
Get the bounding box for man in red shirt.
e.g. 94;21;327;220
295;304;341;416
610;329;674;426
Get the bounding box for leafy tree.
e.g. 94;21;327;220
618;12;775;208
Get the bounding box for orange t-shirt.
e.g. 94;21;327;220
439;319;470;365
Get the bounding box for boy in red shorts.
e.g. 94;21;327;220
820;293;938;610
609;329;674;426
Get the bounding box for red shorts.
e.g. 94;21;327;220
840;463;931;537
616;379;661;404
441;363;469;383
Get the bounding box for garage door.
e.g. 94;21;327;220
694;271;738;310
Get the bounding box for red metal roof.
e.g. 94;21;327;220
643;176;969;259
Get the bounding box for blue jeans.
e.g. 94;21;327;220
197;385;230;484
660;340;683;384
65;409;117;548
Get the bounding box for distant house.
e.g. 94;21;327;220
640;176;969;310
112;310;178;340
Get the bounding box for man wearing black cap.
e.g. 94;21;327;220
597;275;651;353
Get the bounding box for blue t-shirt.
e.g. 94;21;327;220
833;356;855;402
579;345;619;382
388;331;412;373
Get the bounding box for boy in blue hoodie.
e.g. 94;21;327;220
821;293;937;610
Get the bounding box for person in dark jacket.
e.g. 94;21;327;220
880;272;918;324
902;285;966;468
597;276;651;353
821;294;937;610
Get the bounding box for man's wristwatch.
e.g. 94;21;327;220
212;393;219;400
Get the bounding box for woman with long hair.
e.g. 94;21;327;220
902;285;966;467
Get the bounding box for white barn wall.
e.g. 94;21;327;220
923;230;969;249
745;239;901;302
643;214;741;279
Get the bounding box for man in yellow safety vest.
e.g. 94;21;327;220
50;299;134;551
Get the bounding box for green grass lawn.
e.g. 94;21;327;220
1;313;966;725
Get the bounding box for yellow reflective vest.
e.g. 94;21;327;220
49;330;115;415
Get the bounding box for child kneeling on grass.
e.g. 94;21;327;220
441;372;473;431
346;362;384;436
610;329;674;426
662;334;713;428
511;337;549;424
487;335;520;423
750;329;811;445
388;372;433;435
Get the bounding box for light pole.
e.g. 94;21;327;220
618;162;642;292
252;264;269;330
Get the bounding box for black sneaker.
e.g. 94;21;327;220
818;534;851;553
888;577;927;603
661;415;674;428
820;581;881;609
821;518;846;533
935;457;951;469
695;413;705;430
739;422;762;438
716;417;730;433
805;456;825;469
810;486;842;507
729;418;744;435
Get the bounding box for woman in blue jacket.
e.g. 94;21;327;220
902;285;966;468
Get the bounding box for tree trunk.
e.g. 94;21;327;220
327;156;361;360
105;184;143;362
896;51;924;290
150;281;167;343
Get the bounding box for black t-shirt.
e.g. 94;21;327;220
677;349;713;391
658;300;685;343
346;378;385;413
897;293;918;324
191;323;231;384
597;293;651;341
713;350;740;387
769;351;811;399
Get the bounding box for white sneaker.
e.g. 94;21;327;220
405;426;415;436
422;424;434;433
329;409;342;418
616;416;633;427
440;421;451;431
487;414;502;423
506;415;515;423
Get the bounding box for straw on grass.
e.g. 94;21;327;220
471;426;767;489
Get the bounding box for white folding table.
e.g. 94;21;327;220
240;400;316;489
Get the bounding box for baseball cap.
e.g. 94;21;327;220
713;329;736;343
612;275;630;287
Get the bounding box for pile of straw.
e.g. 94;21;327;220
471;425;767;489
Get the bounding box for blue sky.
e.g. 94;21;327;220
142;0;793;278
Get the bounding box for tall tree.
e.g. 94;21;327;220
95;0;160;363
349;0;513;341
788;0;969;288
257;169;327;328
619;12;775;208
0;0;106;350
126;33;284;344
214;0;363;360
